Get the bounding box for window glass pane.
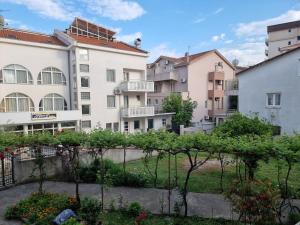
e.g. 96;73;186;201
106;123;112;130
82;120;91;128
3;69;16;83
275;94;281;106
267;94;273;106
5;98;17;112
81;92;90;100
80;64;89;72
16;70;27;83
82;105;90;115
81;77;89;87
43;98;53;111
107;96;115;107
53;72;62;84
107;69;116;82
79;49;89;61
54;98;64;110
113;122;119;132
134;120;140;129
18;98;29;111
42;72;52;84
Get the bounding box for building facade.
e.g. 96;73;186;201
147;50;236;124
266;20;300;58
238;46;300;135
0;18;172;134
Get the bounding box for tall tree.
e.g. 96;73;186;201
162;94;197;133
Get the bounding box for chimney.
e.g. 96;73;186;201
185;52;190;63
134;38;141;48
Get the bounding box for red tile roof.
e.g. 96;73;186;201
69;33;148;54
0;28;66;46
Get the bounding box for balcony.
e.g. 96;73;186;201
208;90;224;98
225;79;239;96
121;106;155;118
151;71;177;81
208;71;224;81
208;109;225;117
119;80;154;92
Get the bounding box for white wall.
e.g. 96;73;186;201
238;49;300;135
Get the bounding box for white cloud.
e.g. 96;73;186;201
85;0;146;21
235;10;300;37
117;31;142;43
213;7;224;15
148;43;181;62
224;39;233;44
194;17;206;24
2;0;77;21
211;33;226;42
220;41;266;66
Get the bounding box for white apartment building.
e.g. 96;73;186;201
0;17;172;134
238;46;300;135
266;20;300;58
147;50;236;124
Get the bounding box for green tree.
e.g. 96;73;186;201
162;94;197;133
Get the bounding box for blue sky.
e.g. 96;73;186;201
1;0;300;65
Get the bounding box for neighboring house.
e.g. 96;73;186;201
237;46;300;135
147;50;236;124
0;17;172;134
266;20;300;58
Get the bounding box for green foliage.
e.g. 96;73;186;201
288;212;300;225
61;217;81;225
226;179;280;225
162;94;197;132
5;192;78;224
127;202;142;217
55;130;87;147
213;113;273;137
79;197;101;225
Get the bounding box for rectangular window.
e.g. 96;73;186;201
82;120;91;128
81;77;90;88
80;64;89;72
124;121;129;132
81;92;90;100
267;93;281;107
79;49;89;61
106;123;112;130
82;104;91;115
298;36;300;41
106;69;116;82
134;120;140;130
113;122;119;132
162;118;167;126
107;95;116;108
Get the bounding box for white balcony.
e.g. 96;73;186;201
121;106;155;118
120;80;154;92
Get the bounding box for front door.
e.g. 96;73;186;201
148;119;154;130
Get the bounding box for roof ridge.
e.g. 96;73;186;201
4;27;53;37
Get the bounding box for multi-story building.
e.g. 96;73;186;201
266;20;300;58
147;50;236;124
0;17;172;134
237;46;300;135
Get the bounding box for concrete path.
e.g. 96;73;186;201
0;181;236;225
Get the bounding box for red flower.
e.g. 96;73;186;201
135;211;148;225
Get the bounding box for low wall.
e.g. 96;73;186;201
14;148;148;184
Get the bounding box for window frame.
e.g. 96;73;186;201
106;69;116;82
107;95;116;108
82;120;91;128
81;76;90;88
37;67;66;85
39;93;67;111
81;92;91;100
134;120;140;130
266;93;281;107
79;64;89;73
81;104;91;115
1;93;35;112
79;49;89;61
1;64;33;85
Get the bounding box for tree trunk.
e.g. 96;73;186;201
123;147;126;176
175;154;178;186
219;153;225;193
100;149;104;212
183;166;193;217
154;156;160;187
168;151;171;215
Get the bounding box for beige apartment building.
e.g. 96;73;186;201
266;20;300;58
147;50;237;124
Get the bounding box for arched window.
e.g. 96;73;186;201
39;94;67;111
0;64;33;84
0;93;34;112
37;67;66;85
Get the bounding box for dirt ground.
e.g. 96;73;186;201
181;158;234;172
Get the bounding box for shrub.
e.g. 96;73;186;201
288;212;300;225
61;217;81;225
127;202;142;217
226;179;280;225
5;192;78;224
79;197;101;225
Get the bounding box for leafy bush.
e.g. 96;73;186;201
226;179;280;225
127;202;142;217
5;192;78;224
288;212;300;225
79;197;101;225
79;158;149;187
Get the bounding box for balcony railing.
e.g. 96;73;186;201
120;80;154;92
148;71;177;81
121;106;155;118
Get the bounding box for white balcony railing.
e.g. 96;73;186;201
120;80;154;92
121;106;155;118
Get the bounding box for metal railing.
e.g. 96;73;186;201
121;106;155;118
120;80;154;92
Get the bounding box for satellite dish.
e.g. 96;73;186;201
134;38;141;48
232;59;239;67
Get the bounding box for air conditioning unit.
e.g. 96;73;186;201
216;80;223;85
113;88;122;95
181;78;187;83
